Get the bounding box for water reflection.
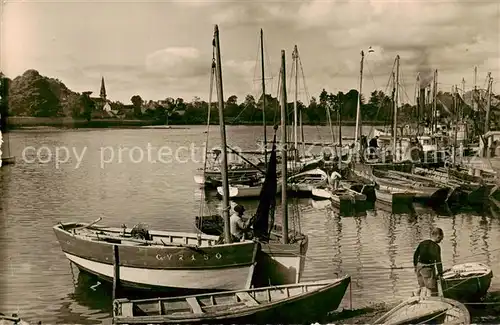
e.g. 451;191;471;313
3;128;500;323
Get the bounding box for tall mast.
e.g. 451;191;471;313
473;66;477;110
213;25;231;243
293;45;299;160
416;73;420;135
354;50;364;147
461;77;466;120
452;85;459;165
485;73;493;134
280;50;289;245
260;29;267;166
392;55;400;160
432;69;438;133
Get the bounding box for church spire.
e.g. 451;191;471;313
100;76;107;101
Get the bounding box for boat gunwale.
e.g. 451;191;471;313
53;222;262;251
372;296;471;324
113;275;351;321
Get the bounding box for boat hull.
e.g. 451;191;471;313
53;223;260;291
113;276;351;324
375;188;415;205
442;262;493;302
218;182;282;198
195;216;308;285
372;296;470;325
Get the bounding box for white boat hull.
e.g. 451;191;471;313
217;182;282;198
193;174;205;185
66;253;254;291
311;187;332;199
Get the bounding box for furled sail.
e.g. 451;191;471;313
251;126;278;242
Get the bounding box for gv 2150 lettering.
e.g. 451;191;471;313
156;253;222;261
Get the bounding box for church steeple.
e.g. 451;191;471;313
100;76;107;101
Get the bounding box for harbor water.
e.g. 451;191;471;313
0;125;499;324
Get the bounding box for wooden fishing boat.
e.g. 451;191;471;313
372;296;470;325
217;179;283;199
53;221;260;291
287;168;328;194
372;169;450;205
312;186;367;215
194;215;308;285
375;187;415;206
442;262;493;302
112;276;351;324
386;170;460;204
414;167;491;206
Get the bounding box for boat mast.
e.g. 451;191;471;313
280;49;289;245
485;72;492;134
213;25;232;243
473;66;477;111
432;69;438;134
354;51;364;148
392;55;400;161
452;85;459;165
485;73;493;158
260;29;267;167
416;73;421;135
293;45;299;161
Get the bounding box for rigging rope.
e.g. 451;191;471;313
198;56;217;228
366;59;396;138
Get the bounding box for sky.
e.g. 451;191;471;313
1;0;499;105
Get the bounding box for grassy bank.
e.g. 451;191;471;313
5;116;388;129
6;117;159;129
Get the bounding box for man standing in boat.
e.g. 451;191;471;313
230;204;250;241
413;228;444;297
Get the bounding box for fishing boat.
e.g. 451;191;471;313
287;168;328;194
312;186;367;216
414;167;491;206
372;296;470;324
53;27;262;293
216;179;283;199
198;45;308;286
372;169;450;205
53;221;259;291
386;170;459;204
112;276;351;324
374;187;415;206
442;262;493;302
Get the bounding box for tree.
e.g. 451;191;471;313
131;95;143;116
81;91;95;121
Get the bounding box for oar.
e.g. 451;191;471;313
74;217;103;230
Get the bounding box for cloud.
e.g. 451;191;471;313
144;47;210;79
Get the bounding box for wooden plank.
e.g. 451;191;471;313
186;297;205;314
158;300;163;315
121;302;134;317
236;292;260;306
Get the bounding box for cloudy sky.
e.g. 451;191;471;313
1;0;499;105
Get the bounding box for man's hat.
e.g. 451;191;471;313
234;204;245;214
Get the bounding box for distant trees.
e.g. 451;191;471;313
7;69;499;127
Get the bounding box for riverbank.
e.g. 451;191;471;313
5;117;387;129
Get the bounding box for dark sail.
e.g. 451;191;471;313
251;128;278;242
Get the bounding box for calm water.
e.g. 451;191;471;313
0;125;499;324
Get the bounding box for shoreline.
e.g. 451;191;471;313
5;116;387;130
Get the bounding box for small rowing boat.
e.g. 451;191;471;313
372;296;470;325
442;262;493;302
113;276;351;324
